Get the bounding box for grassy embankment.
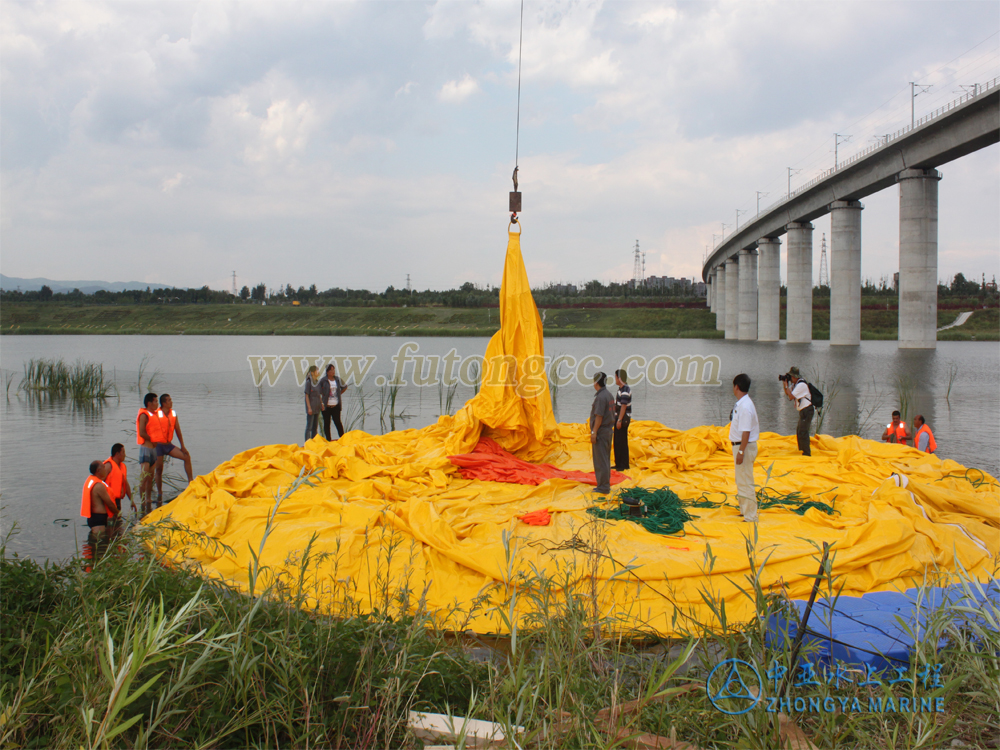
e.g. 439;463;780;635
3;488;998;750
2;301;997;339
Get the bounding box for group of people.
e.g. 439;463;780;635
80;392;194;537
303;363;349;443
589;364;939;525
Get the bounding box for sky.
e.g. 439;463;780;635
2;0;998;293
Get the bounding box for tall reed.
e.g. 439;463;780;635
18;358;117;401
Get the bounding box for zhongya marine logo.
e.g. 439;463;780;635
707;659;763;715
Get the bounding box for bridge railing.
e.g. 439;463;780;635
713;76;1000;253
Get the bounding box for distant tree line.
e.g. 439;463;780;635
2;272;994;307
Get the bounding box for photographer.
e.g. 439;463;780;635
781;367;813;456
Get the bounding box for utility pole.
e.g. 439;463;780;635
756;191;768;217
735;208;747;232
406;274;412;295
834;133;852;169
720;222;730;240
632;240;643;287
959;83;981;99
787;167;802;198
910;82;932;128
818;233;829;288
231;271;237;296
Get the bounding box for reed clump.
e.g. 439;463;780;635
2;512;997;749
17;358;117;401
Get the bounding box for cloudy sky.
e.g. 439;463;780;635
2;0;998;293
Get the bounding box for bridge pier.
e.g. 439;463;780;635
738;249;758;340
757;237;780;341
830;200;863;346
707;274;714;312
785;222;813;343
725;258;739;339
714;267;726;331
898;168;941;349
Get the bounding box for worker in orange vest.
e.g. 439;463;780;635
153;393;194;502
913;415;937;453
882;410;910;446
81;460;117;536
103;443;136;514
136;392;164;512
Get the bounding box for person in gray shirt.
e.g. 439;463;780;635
589;371;615;494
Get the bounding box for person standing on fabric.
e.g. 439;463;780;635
303;366;322;443
730;373;760;523
782;367;813;456
882;411;910;445
320;363;348;440
913;415;936;453
103;443;136;514
81;460;116;536
613;369;631;471
589;371;615;494
153;394;194;502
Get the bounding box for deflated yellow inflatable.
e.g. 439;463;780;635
146;229;999;636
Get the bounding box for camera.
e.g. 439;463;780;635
778;374;790;382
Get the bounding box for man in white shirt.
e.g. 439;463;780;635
782;366;813;456
730;373;760;523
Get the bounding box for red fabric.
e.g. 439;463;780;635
519;509;552;526
449;438;628;487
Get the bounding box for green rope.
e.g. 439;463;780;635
587;486;694;536
756;487;838;516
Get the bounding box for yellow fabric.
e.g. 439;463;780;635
145;231;1000;636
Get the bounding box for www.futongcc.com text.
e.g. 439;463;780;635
248;343;723;391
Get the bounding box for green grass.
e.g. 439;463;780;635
17;358;117;401
2;302;996;339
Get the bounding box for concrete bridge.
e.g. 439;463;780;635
703;77;999;349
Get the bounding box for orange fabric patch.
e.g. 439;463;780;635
450;437;628;487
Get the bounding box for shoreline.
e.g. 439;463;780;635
2;302;997;339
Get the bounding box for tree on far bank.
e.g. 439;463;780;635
239;285;250;301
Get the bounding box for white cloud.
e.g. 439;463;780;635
438;74;480;103
161;172;184;194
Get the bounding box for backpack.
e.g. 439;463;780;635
806;381;824;410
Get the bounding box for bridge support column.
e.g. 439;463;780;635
830;200;863;346
725;258;739;339
707;274;714;312
714;267;726;331
898;168;941;349
757;238;780;341
785;222;813;343
738;249;758;340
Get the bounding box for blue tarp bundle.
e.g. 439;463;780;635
766;581;1000;674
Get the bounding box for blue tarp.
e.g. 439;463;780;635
766;581;1000;674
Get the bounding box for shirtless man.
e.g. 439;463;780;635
154;393;194;501
81;460;117;536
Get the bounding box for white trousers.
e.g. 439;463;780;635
732;442;758;522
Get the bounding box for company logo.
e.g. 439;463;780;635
707;659;762;715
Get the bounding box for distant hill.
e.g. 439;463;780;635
0;274;173;295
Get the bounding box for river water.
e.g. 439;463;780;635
1;335;997;561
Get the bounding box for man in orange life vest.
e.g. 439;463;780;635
882;410;910;445
81;460;117;536
136;393;162;511
913;415;937;453
103;443;136;514
154;393;194;501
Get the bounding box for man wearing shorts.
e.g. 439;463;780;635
154;393;194;501
136;393;161;512
81;460;117;536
